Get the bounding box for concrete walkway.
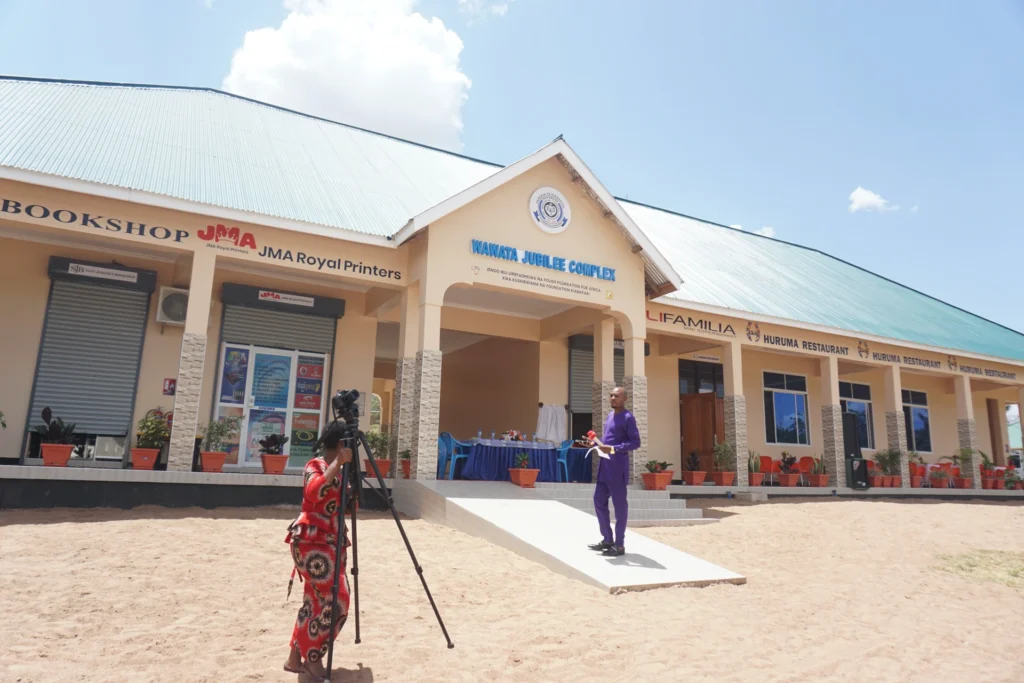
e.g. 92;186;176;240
393;479;745;594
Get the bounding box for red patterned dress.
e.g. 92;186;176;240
285;456;351;666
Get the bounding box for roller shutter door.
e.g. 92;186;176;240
222;305;336;354
568;348;625;413
28;280;149;435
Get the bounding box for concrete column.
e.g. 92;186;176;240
167;251;216;471
819;356;846;487
410;301;442;480
954;374;982;489
591;318;614;480
1019;390;1024;467
389;287;420;476
623;336;647;484
722;340;747;487
882;365;910;487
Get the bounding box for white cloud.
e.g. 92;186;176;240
458;0;513;20
755;226;776;238
848;186;899;213
222;0;472;151
203;0;214;7
911;204;919;213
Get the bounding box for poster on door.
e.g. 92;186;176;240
294;356;324;410
219;348;250;404
216;406;244;463
289;413;321;464
245;409;287;462
252;353;292;409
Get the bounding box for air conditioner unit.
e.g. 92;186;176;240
156;286;189;325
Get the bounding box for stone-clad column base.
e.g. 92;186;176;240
411;351;442;480
389;357;417;477
167;332;207;471
591;381;613;480
820;404;845;488
724;395;748;488
958;418;982;490
884;410;911;489
623;376;648;485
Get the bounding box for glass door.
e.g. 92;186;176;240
213;344;327;467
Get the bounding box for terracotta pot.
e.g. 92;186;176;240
777;473;800;487
749;472;765;486
401;459;411;479
642;471;673;490
808;473;829;487
891;476;902;488
40;443;75;467
682;471;707;486
910;475;924;488
991;479;1005;490
260;453;289;474
1015;481;1024;491
199;451;227;473
869;475;884;488
711;471;736;486
954;477;972;489
364;458;391;478
509;467;540;488
930;477;948;489
131;447;160;470
982;478;992;490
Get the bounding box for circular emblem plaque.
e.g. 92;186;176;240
529;187;571;234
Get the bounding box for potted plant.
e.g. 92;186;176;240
197;416;240;473
711;442;736;486
642;460;673;490
683;451;706;485
509;451;539;488
1003;469;1022;491
808;456;829;487
880;448;902;487
258;434;290;474
777;452;800;487
400;449;412;479
908;451;925;488
363;428;393;478
990;473;1006;490
34;407;77;467
748;450;765;486
132;409;169;469
930;468;949;490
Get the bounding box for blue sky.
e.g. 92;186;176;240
1;0;1022;333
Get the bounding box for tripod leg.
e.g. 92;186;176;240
350;442;361;645
324;459;351;683
360;433;455;649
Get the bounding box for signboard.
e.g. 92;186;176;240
251;353;292;409
219;348;250;404
289;413;321;463
258;289;315;307
294;356;324;410
162;378;177;396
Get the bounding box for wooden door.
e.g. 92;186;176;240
680;394;721;472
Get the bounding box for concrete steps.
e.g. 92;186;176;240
532;482;712;527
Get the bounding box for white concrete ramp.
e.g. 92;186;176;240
392;480;745;593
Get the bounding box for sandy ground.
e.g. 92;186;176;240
1;497;1023;683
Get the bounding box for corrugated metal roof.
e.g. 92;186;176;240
1;76;1022;362
627;201;1024;361
0;77;500;238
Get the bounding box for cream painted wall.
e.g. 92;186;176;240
742;350;824;461
538;338;568;407
0;237;182;458
646;336;682;471
438;337;539;440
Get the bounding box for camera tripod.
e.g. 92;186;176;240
317;390;454;682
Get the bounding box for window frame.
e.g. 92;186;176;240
839;381;875;451
763;370;812;447
901;389;932;453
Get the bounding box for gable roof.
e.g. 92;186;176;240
393;137;682;295
1;76;1023;363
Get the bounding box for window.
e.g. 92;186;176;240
370;393;382;429
839;381;875;450
763;372;810;445
679;360;724;398
902;389;931;452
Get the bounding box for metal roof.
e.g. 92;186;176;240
1;76;1023;363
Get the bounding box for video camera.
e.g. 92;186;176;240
331;388;360;423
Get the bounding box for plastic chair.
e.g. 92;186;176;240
758;456;775;485
555;439;571;482
439;432;472;480
797;456;815;486
436;437;450;480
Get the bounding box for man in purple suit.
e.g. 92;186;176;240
588;386;641;557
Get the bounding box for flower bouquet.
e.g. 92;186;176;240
500;429;523;442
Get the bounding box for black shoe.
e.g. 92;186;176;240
602;546;625;557
588;541;612;552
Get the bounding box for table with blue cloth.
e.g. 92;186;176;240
457;439;592;483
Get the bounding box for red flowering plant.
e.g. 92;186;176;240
500;430;523;442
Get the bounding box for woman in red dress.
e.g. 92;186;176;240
283;430;353;678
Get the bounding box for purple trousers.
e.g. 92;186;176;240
594;469;628;547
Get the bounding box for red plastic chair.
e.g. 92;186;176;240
758;455;775;485
796;456;815;486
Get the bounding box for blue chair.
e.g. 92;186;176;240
439;432;472;480
556;439;571;482
436;436;450;479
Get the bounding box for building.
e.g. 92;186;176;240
1;76;1023;491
